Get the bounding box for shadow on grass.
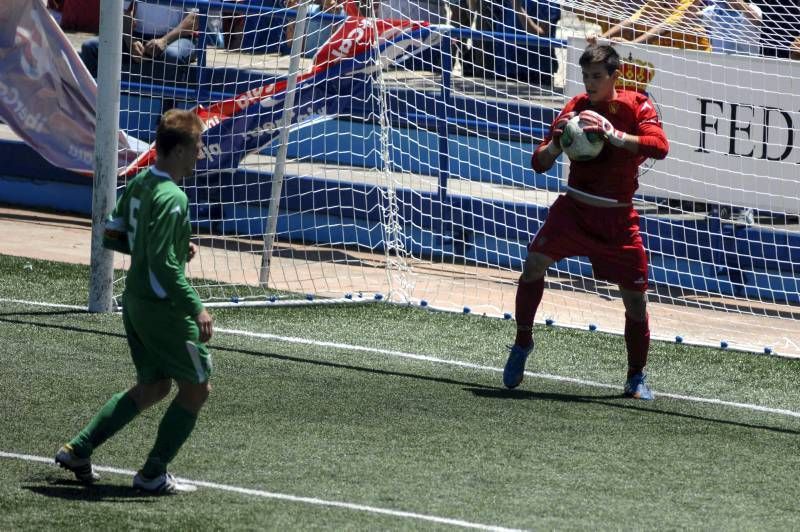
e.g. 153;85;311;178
0;312;126;339
213;344;500;389
470;387;620;402
468;386;800;435
2;312;799;436
24;479;152;502
0;311;501;390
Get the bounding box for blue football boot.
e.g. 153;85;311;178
503;343;534;389
624;371;654;400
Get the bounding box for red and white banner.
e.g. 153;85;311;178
123;10;434;177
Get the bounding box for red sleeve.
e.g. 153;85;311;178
635;97;669;160
531;145;550;173
531;98;579;173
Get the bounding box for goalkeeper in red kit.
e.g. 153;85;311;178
503;44;669;399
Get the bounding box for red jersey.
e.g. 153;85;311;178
533;90;669;203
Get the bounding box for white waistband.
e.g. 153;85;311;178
566;186;627;206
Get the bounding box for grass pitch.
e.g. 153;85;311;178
1;254;799;530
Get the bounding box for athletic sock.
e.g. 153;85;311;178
625;313;650;377
514;277;544;349
69;391;140;458
141;400;198;478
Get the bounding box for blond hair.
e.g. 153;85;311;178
155;109;203;157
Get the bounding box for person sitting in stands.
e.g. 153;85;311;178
589;0;711;52
753;1;800;59
494;0;561;86
569;0;645;36
80;0;197;79
701;1;762;55
460;0;560;84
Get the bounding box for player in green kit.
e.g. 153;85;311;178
55;109;213;494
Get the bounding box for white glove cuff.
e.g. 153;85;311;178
544;140;563;157
607;131;627;148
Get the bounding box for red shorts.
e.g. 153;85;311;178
528;195;649;292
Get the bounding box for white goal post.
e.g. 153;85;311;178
90;0;800;356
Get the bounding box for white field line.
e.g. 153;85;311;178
0;452;521;532
2;298;800;420
0;298;87;310
7;296;799;361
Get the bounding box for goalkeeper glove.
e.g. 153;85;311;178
579;110;627;147
544;111;576;156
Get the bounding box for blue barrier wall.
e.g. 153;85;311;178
2;137;799;304
271;118;556;189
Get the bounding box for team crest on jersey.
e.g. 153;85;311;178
608;102;618;115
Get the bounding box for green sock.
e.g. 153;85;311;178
141;401;197;478
69;391;140;458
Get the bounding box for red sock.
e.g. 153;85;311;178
625;313;650;377
514;277;544;348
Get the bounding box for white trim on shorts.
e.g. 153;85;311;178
185;341;209;383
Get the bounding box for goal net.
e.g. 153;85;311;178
106;0;800;356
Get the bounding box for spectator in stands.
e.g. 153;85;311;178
569;0;645;36
299;0;348;57
753;1;800;59
283;0;300;52
80;1;197;79
589;0;711;51
321;0;344;13
447;0;472;73
495;0;561;85
460;0;498;78
457;0;560;83
701;1;762;55
793;35;800;60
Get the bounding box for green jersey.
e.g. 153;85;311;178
108;166;203;317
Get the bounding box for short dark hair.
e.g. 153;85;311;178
578;44;620;76
155;109;203;158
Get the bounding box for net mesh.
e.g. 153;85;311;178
109;0;800;355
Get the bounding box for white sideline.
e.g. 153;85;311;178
0;298;87;310
2;297;800;420
0;451;520;531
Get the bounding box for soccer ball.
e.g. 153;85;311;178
559;115;605;162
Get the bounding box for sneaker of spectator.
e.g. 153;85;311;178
447;0;473;75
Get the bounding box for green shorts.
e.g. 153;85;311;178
122;296;212;384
